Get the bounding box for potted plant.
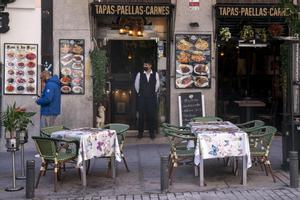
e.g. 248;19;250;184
255;28;267;43
219;27;231;42
90;48;109;126
268;24;284;37
240;25;254;42
1;103;35;151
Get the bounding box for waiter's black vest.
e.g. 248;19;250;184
139;71;156;98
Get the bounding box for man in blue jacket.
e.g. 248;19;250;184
36;70;61;128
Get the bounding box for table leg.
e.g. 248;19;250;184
81;152;87;187
194;165;199;177
242;155;247;186
111;156;116;179
199;158;204;187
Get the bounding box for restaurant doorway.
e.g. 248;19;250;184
217;41;283;130
107;40;157;129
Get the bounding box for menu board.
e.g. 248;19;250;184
59;39;85;94
178;92;205;126
3;43;38;95
175;34;211;89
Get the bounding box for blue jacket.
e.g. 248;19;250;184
36;75;61;116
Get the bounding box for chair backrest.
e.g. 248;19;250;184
40;126;69;137
248;126;277;157
103;123;129;135
32;136;58;160
191;116;223;122
236;120;265;132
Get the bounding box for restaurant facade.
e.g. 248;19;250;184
0;0;299;156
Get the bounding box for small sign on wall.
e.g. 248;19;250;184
189;0;200;11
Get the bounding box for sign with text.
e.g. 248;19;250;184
92;3;171;16
178;92;205;126
189;0;200;11
216;4;289;18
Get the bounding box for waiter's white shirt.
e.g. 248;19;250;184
134;70;160;93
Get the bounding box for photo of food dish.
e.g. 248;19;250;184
73;55;83;63
61;85;72;93
17;51;26;60
195;38;209;50
177;51;190;63
6;85;15;92
176;39;193;51
194;64;209;75
176;75;194;88
191;54;206;63
175;34;211;89
26;85;35;92
72;70;83;78
26;52;36;60
61;44;71;54
176;64;193;75
27;61;35;68
72;62;83;70
72;44;83;54
61;67;72;76
194;76;209;88
60;76;71;85
7;51;15;59
72;86;83;94
72;78;81;86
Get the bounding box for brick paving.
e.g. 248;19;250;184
0;136;300;200
42;188;300;200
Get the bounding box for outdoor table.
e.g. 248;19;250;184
189;121;252;187
51;127;121;187
234;99;266;122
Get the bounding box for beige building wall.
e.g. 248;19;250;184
53;0;93;129
170;0;216;125
0;0;41;151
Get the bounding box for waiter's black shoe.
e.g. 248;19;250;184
137;134;143;139
150;133;155;140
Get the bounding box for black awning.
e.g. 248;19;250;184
215;3;288;37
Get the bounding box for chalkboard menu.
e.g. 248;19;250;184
178;92;205;126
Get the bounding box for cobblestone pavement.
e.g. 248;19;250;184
45;188;300;200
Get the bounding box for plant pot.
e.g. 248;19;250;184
18;130;28;144
6;138;20;152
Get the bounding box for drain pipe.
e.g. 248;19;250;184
289;151;299;188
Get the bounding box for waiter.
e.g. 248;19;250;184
134;60;160;139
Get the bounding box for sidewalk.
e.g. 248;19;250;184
0;135;299;200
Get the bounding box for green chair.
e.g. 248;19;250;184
32;136;77;192
40;125;69;137
161;123;191;136
236;120;265;133
191;116;223;122
103;123;130;172
162;127;196;185
248;126;277;182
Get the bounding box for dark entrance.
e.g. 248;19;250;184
107;40;157;129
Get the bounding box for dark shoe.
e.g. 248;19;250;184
150;134;155;140
137;134;143;139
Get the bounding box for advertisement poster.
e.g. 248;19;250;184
59;39;85;95
3;43;38;95
175;34;211;89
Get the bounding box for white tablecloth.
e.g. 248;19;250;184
190;121;252;168
51;127;121;167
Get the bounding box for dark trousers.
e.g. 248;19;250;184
138;96;157;137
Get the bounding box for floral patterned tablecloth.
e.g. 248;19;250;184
190;121;252;168
51;128;121;167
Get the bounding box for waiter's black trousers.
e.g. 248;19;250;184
138;96;157;136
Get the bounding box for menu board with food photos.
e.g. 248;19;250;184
59;39;85;94
3;43;38;95
175;34;211;89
